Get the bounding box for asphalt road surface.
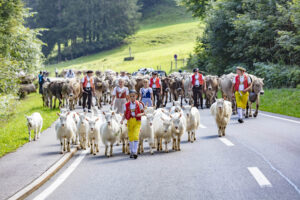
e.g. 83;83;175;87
27;105;300;200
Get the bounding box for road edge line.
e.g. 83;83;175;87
7;148;78;200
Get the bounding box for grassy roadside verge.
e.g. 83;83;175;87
0;93;59;157
259;88;300;118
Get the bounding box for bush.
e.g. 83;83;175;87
251;63;300;88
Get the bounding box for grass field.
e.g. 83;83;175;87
0;93;59;157
259;88;300;118
46;0;201;74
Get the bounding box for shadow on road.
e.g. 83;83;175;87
200;135;219;140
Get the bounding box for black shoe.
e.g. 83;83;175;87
238;119;244;123
130;154;134;158
133;154;138;159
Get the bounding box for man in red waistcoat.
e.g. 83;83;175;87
149;72;162;108
81;70;95;112
190;68;206;109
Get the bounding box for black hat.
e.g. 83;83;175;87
193;68;197;72
87;70;93;74
152;72;158;75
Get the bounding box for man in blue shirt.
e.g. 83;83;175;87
38;71;44;94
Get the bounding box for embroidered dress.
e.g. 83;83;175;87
140;87;153;107
113;86;129;113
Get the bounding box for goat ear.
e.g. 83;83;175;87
67;112;70;116
95;118;99;122
102;111;106;115
160;117;165;121
179;113;182;118
111;112;115;115
57;113;60;116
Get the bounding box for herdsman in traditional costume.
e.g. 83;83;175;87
232;66;252;123
121;90;145;159
111;79;129;114
149;72;162;108
190;68;206;109
81;70;95;113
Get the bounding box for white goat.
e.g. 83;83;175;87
77;113;89;150
182;105;200;142
87;117;102;155
56;112;77;153
26;112;43;142
170;112;186;151
100;111;121;157
210;99;232;137
139;114;155;155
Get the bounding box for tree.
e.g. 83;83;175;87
0;0;43;94
27;0;141;62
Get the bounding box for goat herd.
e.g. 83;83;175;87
26;69;265;157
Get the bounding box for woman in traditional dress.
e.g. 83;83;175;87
111;79;129;114
139;79;154;107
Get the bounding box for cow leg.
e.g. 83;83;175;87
245;102;249;118
249;102;253;117
141;139;144;153
110;144;113;157
60;140;64;154
218;126;222;137
172;138;176;150
188;132;191;142
191;131;194;143
90;140;94;154
254;100;259;117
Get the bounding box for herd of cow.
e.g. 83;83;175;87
41;69;265;119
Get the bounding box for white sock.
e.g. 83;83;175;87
238;108;243;119
133;141;139;154
129;142;134;154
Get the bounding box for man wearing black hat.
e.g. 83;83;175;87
190;68;206;109
81;70;95;112
149;72;162;108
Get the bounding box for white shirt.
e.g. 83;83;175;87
65;71;75;78
81;76;94;88
128;101;144;117
150;78;161;89
112;86;129;97
232;75;252;91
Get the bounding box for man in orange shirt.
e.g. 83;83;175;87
149;72;162;108
190;68;206;109
81;70;95;112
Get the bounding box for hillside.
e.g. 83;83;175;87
47;0;201;74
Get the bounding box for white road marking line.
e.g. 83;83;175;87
238;140;300;195
33;150;88;200
219;138;235;146
260;113;300;124
248;167;272;188
199;124;207;129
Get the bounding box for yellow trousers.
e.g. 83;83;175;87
127;118;141;142
235;91;249;109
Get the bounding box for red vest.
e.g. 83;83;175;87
234;75;248;91
149;77;161;88
116;88;127;99
83;76;94;88
125;101;142;121
192;73;204;86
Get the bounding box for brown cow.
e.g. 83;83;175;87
18;84;36;99
204;75;219;108
161;77;171;106
246;75;264;118
94;77;104;108
219;73;237;114
169;76;184;106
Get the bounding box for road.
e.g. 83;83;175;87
27;106;300;200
